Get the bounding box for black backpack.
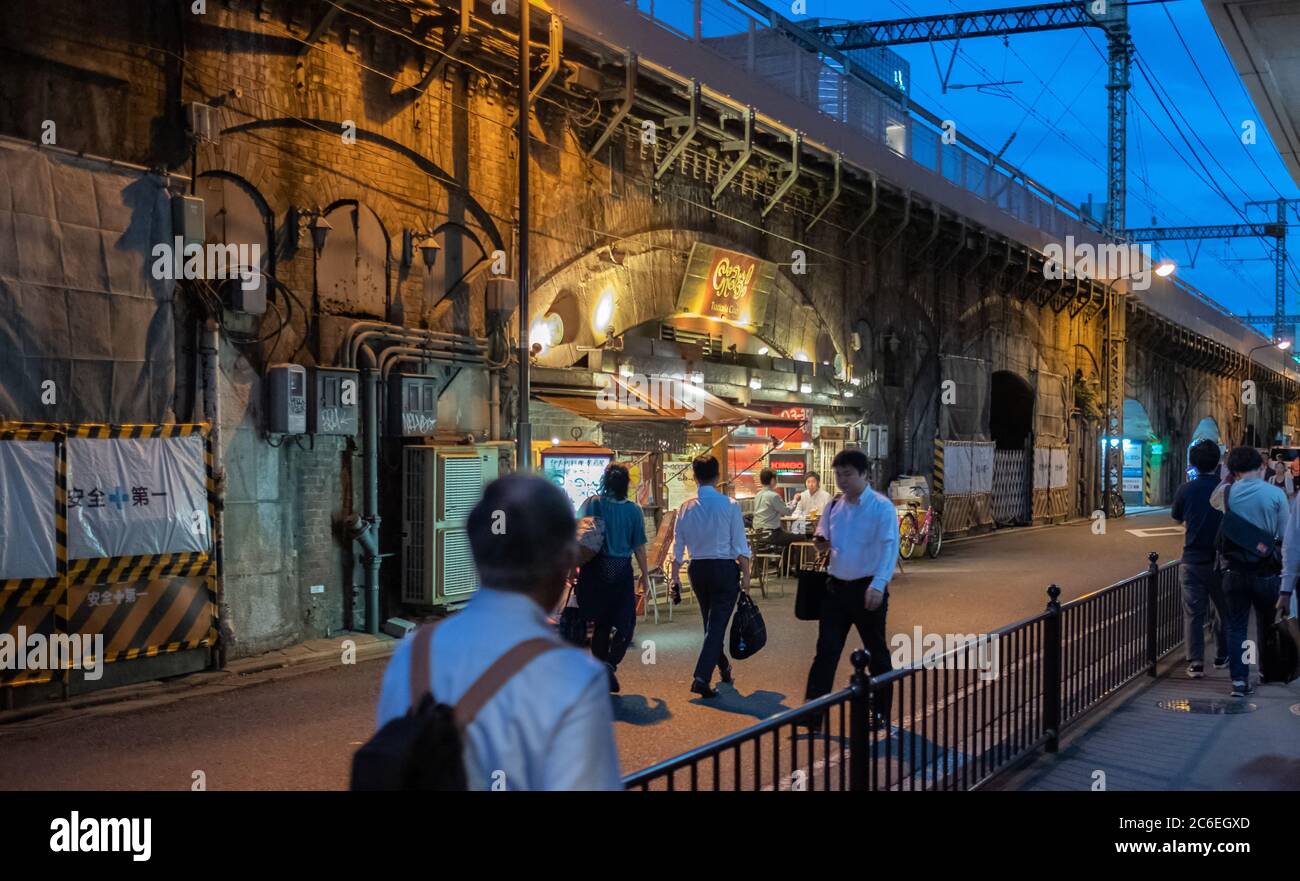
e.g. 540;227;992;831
1214;484;1282;575
350;625;561;790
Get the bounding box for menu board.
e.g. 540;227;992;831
541;453;612;512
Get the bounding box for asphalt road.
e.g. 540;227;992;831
0;511;1186;790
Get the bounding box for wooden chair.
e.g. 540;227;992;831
747;529;785;598
641;511;678;624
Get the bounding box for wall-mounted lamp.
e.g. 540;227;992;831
306;211;332;254
403;229;442;272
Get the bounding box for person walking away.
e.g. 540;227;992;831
805;450;900;728
373;474;622;790
1211;446;1289;698
575;463;650;693
1171;439;1229;677
670;455;752;698
751;467;795;551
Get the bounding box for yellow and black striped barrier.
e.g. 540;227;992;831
0;421;218;689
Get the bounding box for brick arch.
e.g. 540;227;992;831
528;228;841;370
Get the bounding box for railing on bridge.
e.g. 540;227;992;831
622;552;1182;791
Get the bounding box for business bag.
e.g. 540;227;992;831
794;497;838;621
1260;613;1300;684
729;591;767;659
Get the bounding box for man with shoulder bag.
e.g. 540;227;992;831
803;450;899;729
1212;446;1290;698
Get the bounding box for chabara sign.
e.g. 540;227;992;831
675;243;777;328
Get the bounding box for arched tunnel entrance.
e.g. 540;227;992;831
1119;398;1154;508
990;370;1034;525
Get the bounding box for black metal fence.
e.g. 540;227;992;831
623;552;1182;791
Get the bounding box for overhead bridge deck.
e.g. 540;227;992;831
545;0;1291;377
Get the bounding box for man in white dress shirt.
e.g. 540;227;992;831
670;455;752;698
374;474;622;790
805;449;900;725
791;471;832;522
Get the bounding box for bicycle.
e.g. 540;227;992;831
898;499;943;560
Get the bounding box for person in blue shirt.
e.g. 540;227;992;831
576;463;649;693
1170;439;1228;678
1211;446;1290;697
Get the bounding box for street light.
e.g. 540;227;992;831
1154;259;1176;278
1244;338;1290;446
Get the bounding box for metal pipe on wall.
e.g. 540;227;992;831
200;318;227;667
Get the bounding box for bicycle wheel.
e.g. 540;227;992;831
899;513;921;559
926;513;944;558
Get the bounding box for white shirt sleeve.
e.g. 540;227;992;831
540;669;625;791
672;505;688;563
869;498;899;592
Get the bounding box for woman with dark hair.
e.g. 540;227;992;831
575;463;650;692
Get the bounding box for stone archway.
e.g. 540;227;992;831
527;229;840;371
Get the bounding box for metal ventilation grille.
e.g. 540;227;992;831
440;455;483;521
660;323;722;356
403;448;427;603
439;530;478;597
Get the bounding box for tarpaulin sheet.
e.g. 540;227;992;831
939;355;990;441
1035;371;1067;442
67;435;209;560
0;440;57;579
0;141;176;423
1050;447;1069;489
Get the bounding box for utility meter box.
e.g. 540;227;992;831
388;372;440;437
309;367;359;436
267;363;307;434
171;194;205;248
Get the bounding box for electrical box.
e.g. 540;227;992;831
266;363;307;434
309;367;359;436
402;445;500;606
226;270;267;316
171;194;205;249
865;424;890;460
388;372;439;437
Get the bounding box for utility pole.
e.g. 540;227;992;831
516;0;532;469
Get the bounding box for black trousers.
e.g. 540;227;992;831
688;559;740;684
805;576;892;716
575;554;637;670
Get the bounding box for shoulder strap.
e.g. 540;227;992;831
408;624;438;712
1224;483;1232;514
453;638;563;728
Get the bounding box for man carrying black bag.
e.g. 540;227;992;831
803;450;900;728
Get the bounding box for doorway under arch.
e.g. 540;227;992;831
990;370;1034;526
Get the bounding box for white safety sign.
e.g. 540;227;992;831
67;435;210;560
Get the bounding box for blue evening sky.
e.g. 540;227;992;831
792;0;1299;323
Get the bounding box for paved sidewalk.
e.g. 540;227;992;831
0;632;396;729
990;663;1300;791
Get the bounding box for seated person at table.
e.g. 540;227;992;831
791;471;832;523
752;468;796;549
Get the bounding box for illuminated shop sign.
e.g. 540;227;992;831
675;243;777;328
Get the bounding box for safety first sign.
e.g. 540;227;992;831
67;435;210;560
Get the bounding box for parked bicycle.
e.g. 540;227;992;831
898;498;943;559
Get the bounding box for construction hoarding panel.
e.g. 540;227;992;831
67;433;210;561
61;573;216;665
0;438;58;581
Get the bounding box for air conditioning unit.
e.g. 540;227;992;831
402;445;499;606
